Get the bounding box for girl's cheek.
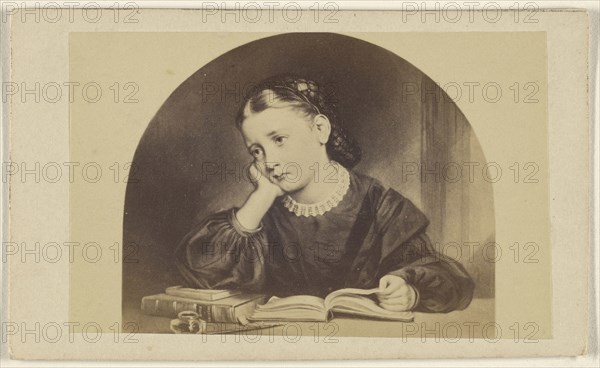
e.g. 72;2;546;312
283;144;301;161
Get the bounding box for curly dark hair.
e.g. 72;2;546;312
235;74;362;169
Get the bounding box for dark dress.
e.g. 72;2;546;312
175;170;475;313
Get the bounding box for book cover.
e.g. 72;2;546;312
141;292;268;323
165;286;241;301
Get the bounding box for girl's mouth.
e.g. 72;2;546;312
273;173;287;181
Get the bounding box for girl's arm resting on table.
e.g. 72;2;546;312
383;232;475;313
174;182;279;291
174;207;268;292
372;188;475;313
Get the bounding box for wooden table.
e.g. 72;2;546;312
123;298;494;339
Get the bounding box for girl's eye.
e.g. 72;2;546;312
274;136;287;145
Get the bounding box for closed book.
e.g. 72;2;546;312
140;293;268;323
165;286;241;301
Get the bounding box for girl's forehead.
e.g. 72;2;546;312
242;107;308;134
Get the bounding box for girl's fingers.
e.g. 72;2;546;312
377;285;409;300
377;275;407;296
378;289;417;311
378;275;394;291
379;301;410;312
377;293;409;304
247;162;260;183
248;162;269;185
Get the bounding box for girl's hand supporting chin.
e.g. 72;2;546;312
248;161;285;199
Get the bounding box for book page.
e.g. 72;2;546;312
324;287;380;309
250;295;327;321
257;295;325;311
329;298;413;322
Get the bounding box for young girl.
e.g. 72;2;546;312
175;75;474;313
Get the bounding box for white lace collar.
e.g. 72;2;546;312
281;161;350;217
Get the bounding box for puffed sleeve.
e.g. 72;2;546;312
383;232;475;313
174;207;268;292
374;189;475;313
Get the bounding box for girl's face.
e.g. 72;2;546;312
240;106;329;193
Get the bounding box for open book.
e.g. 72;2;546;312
248;287;414;322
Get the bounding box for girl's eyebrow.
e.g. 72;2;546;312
246;130;287;148
266;130;280;138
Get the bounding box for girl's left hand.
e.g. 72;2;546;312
375;274;418;312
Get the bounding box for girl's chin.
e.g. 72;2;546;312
276;180;304;193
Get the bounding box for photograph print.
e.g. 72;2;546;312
122;32;495;335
